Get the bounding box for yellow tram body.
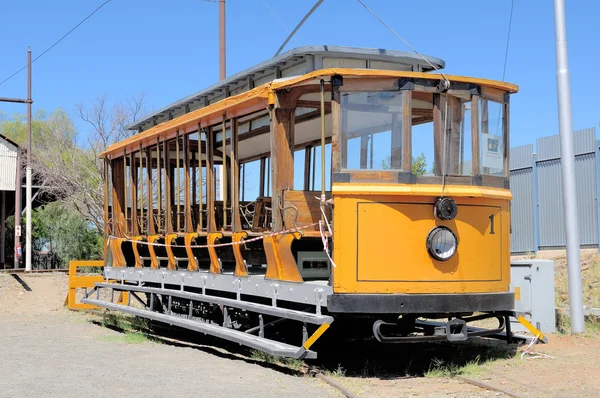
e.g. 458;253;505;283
333;186;511;294
82;47;526;357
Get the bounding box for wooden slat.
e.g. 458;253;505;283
103;159;109;238
130;152;139;236
449;96;462;175
163;140;173;234
270;105;295;231
231;117;241;231
139;144;144;235
433;94;443;176
259;157;266;197
339;78;398;92
123;149;128;234
481;86;506;103
146;146;155;235
481;99;489;175
503;96;510;176
156;138;162;233
206;126;216;233
197;124;204;232
283;190;332;232
221;115;228;230
391;113;402;169
331;86;342;172
176;131;181;232
304;145;312;190
402;91;412;172
471;95;480;175
183;133;192;231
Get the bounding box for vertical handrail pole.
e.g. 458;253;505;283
319;79;326;218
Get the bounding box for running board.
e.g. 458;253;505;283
81;283;333;359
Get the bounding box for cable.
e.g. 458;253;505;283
501;0;515;81
0;0;113;87
274;0;324;56
261;0;299;48
356;0;447;81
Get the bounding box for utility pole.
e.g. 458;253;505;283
25;47;33;272
553;0;584;333
0;48;32;270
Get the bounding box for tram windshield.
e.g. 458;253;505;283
339;88;508;182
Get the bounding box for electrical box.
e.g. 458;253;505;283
510;259;556;334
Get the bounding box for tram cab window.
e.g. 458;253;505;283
479;99;505;176
340;91;406;171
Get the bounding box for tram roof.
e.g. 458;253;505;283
127;46;445;133
103;68;518;159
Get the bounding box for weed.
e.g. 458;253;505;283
326;364;346;377
103;331;150;344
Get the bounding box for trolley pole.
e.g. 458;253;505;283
553;0;584;333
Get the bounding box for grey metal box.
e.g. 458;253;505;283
509;259;556;333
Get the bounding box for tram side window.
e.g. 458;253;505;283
479;99;505;176
341;91;405;171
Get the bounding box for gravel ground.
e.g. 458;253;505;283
0;273;338;398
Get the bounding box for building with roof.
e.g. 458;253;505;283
0;133;21;268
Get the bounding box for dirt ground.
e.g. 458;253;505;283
1;272;600;398
0;273;338;398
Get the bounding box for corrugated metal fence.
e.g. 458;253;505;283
510;127;599;253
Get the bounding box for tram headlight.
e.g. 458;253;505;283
434;197;458;220
426;227;458;261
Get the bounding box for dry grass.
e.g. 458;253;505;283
554;252;600;309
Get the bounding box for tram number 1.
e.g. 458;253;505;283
489;214;495;235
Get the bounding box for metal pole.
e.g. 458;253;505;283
219;0;226;80
553;0;584;333
14;150;21;269
25;47;32;272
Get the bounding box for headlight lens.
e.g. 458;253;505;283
426;227;458;261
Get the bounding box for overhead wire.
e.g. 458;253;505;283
0;0;113;87
495;0;515;135
261;0;300;48
355;0;447;82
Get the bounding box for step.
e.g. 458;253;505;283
82;298;317;359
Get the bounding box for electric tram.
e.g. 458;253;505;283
83;46;527;358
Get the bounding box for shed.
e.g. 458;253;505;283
0;133;20;268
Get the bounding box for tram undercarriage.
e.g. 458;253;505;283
81;267;540;359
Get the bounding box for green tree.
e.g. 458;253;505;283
382;152;428;176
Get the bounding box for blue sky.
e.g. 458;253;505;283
1;0;599;156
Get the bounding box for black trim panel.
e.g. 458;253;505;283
327;292;514;314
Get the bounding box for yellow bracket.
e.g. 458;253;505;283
232;231;249;277
185;232;199;272
303;322;330;350
208;232;224;274
109;238;126;268
165;233;178;270
65;260;128;311
517;315;547;343
147;235;160;269
264;231;303;283
131;236;143;268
